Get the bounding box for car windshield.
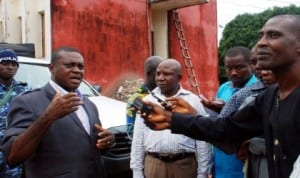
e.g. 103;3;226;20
16;62;98;97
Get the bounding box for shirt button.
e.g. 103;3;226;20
274;139;279;146
282;154;287;160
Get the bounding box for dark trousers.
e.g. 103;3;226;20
247;154;268;178
144;154;197;178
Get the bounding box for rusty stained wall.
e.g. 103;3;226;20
51;0;218;98
51;0;150;96
169;0;218;98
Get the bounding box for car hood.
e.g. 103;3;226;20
88;95;127;129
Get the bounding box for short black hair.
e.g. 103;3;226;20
225;46;250;63
51;47;81;64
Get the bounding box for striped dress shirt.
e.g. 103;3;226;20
130;87;213;178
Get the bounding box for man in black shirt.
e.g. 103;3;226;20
140;14;300;178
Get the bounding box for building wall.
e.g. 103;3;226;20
170;0;219;98
51;0;219;97
0;0;219;98
0;0;21;42
0;0;51;58
51;0;151;96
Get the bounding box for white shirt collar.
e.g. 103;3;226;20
49;80;90;134
49;80;69;95
152;85;191;98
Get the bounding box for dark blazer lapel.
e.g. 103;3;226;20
43;83;57;101
43;83;90;136
82;97;99;136
69;112;90;136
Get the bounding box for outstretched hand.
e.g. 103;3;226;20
140;100;172;130
139;97;198;130
200;97;225;113
166;97;198;114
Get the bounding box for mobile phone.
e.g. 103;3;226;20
132;97;153;115
150;92;173;111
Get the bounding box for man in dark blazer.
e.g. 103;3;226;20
1;47;115;178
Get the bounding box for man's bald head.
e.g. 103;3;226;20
158;58;182;75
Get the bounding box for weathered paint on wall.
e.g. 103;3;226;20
51;0;150;96
169;0;219;98
51;0;218;97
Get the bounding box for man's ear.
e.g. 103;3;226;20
296;41;300;55
49;63;54;72
178;74;182;81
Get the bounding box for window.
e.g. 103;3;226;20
39;11;45;57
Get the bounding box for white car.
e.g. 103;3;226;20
15;56;132;178
15;56;127;129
